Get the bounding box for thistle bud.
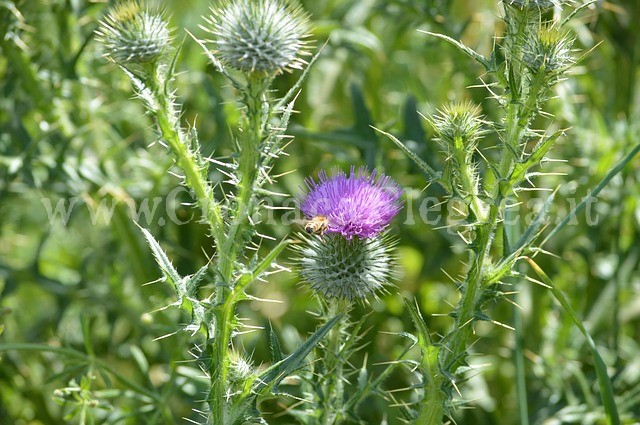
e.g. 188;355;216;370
202;0;310;75
294;233;397;301
228;351;254;383
505;0;557;10
430;102;485;206
430;101;485;154
96;1;171;65
523;26;574;76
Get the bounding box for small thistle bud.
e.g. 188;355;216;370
430;102;485;206
505;0;557;10
96;1;170;65
431;101;485;153
294;233;397;301
523;26;574;76
228;351;254;383
297;167;403;240
202;0;310;75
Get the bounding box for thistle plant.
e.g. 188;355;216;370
96;1;339;424
291;167;404;424
379;1;618;423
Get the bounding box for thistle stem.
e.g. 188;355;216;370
208;75;269;425
150;72;225;247
319;300;350;425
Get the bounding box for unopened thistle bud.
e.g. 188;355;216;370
523;26;574;76
228;351;254;383
505;0;557;10
430;102;485;202
96;1;170;65
202;0;310;75
431;101;485;154
294;167;402;301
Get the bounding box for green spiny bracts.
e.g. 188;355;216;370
96;1;170;64
202;0;310;75
505;0;557;10
523;25;575;77
430;102;488;221
431;101;485;154
294;232;397;302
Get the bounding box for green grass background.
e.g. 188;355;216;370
1;0;639;423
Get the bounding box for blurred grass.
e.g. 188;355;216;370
1;0;639;424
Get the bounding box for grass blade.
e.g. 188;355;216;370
525;258;621;425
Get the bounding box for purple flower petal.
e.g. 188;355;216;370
298;167;403;239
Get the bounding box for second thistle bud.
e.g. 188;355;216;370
430;101;485;158
96;1;171;65
294;233;397;301
523;26;574;77
430;102;486;212
203;0;310;76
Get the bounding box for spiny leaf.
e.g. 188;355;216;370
139;226;181;287
255;314;343;394
419;30;491;70
373;126;441;185
405;298;433;348
508;188;557;257
236;238;291;290
509;130;562;186
268;324;284;363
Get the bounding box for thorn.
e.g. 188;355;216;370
142;276;165;286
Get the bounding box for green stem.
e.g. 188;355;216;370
217;74;269;289
319;300;350;425
207;75;269;425
150;73;225;248
208;296;236;425
422;206;498;425
453;137;487;222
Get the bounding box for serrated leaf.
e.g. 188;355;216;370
419;30;491;70
510;189;556;256
509;131;561;185
185;263;209;297
405;299;433;348
237;238;290;290
268;324;284;363
255;314;343;395
139;226;181;286
373;126;441;185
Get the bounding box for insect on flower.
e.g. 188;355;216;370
303;215;329;236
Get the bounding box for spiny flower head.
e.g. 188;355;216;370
523;25;575;76
431;101;485;152
202;0;310;75
294;232;397;301
505;0;558;10
96;1;171;64
298;167;403;240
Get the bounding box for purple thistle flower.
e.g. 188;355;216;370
298;167;403;240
